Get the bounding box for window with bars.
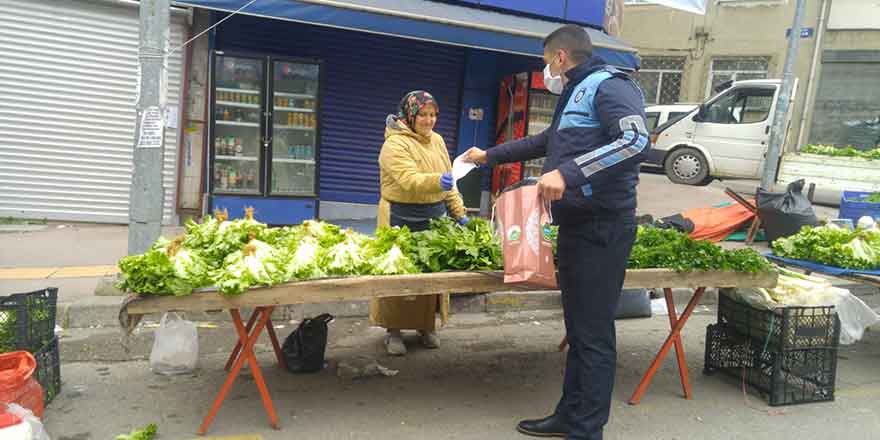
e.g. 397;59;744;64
707;57;770;98
631;56;685;105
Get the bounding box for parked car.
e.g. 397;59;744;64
645;79;797;185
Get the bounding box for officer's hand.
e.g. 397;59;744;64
440;173;454;191
458;216;470;226
538;170;566;201
463;147;488;165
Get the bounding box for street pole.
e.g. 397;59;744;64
761;0;806;190
128;0;170;255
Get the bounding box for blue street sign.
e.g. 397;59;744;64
786;27;815;38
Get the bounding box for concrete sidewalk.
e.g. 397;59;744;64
46;307;880;440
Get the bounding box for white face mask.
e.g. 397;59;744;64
543;63;564;95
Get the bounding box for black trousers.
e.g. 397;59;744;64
554;216;636;440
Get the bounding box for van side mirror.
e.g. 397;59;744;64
694;104;706;122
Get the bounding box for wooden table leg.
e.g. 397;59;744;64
746;217;762;246
224;308;258;371
265;315;287;371
198;307;279;435
628;287;706;405
663;288;692;399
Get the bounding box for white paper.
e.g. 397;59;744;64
452;153;478;191
137;106;164;149
165;104;179;129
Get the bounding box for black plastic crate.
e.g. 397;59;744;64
704;323;837;406
32;337;61;405
717;292;839;352
0;288;58;353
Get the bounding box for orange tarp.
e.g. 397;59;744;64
682;202;755;243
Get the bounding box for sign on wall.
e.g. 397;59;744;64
828;0;880;30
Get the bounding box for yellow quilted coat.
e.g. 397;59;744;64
370;116;466;330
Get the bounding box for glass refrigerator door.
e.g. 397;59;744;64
270;61;319;196
523;91;559;178
212;55;264;195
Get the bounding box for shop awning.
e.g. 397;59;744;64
174;0;641;69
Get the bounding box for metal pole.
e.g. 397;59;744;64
129;0;170;255
795;0;829;152
761;0;806;190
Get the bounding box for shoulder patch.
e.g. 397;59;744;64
574;90;586;103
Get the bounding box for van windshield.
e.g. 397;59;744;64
655;109;696;133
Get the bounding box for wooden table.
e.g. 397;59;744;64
122;269;777;434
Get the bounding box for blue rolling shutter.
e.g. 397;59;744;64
216;15;465;205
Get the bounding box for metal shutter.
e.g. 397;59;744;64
217;15;465;205
0;0;187;224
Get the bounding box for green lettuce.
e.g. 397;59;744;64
773;225;880;270
368;244;419;275
284;236;326;280
215;238;289;296
322;232;368;275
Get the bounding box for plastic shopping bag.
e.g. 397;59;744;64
495;180;557;289
149;313;198;375
282;313;334;373
5;403;50;440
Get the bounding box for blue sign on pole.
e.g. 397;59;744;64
785;27;815;38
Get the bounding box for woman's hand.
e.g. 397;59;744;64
440;173;454;191
463;147;488;165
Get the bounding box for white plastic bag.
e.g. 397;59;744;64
150;312;198;375
5;403;50;440
834;289;880;345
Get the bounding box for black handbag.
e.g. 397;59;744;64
282;313;334;373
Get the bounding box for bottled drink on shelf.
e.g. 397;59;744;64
223;108;230;121
235;138;243;156
220;167;228;189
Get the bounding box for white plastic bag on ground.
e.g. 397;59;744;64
834;289;880;345
5;403;50;440
150;312;198;375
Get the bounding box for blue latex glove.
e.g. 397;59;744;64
458;216;470;226
440;173;454;191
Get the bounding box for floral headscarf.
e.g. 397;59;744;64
398;90;439;130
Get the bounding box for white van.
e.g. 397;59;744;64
646;79;796;185
644;104;699;133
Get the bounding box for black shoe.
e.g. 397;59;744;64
516;414;571;438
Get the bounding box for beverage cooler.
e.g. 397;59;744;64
491;71;560;194
209;52;320;224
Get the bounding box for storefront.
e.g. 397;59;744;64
178;0;641;225
0;0;190;224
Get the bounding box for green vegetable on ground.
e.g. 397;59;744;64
802;144;880;160
115;423;157;440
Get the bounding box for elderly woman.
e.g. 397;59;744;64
372;90;469;355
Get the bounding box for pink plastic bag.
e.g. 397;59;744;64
495;183;558;289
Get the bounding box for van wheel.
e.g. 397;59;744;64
664;148;710;186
